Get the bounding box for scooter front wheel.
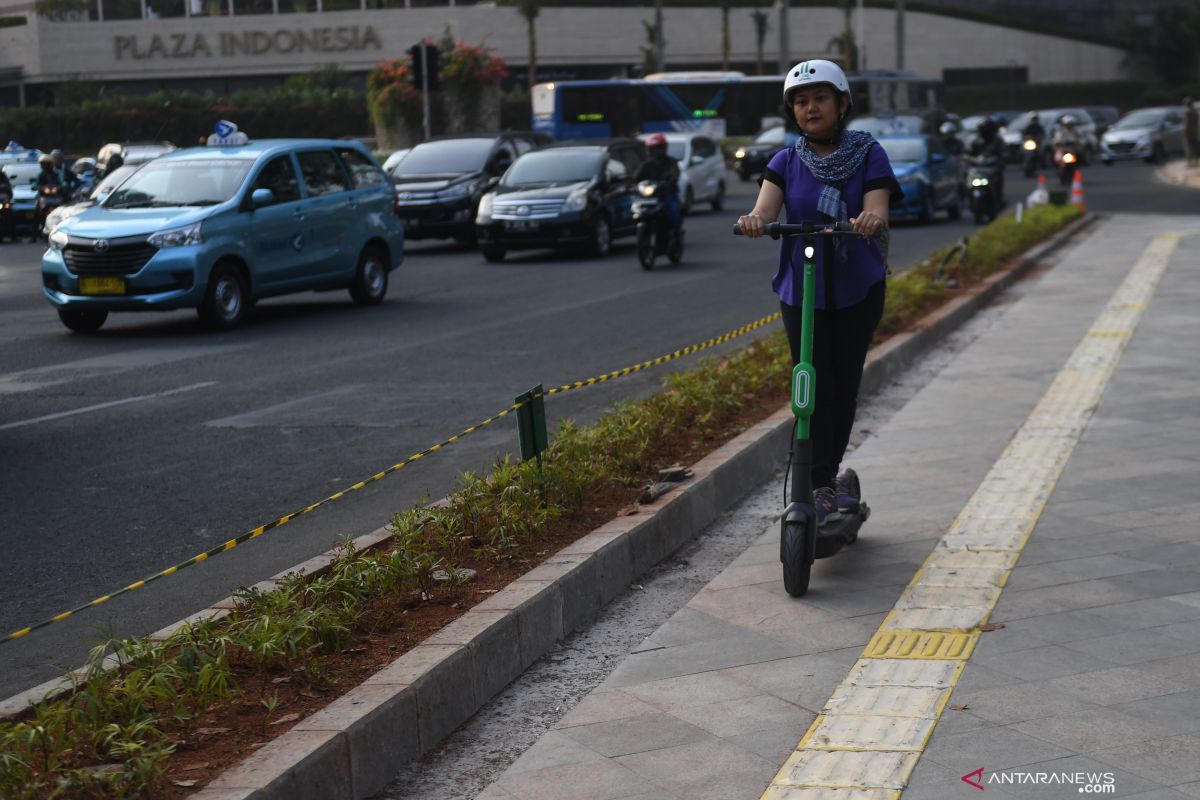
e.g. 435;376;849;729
637;227;655;270
782;521;812;597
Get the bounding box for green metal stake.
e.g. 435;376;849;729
515;384;549;503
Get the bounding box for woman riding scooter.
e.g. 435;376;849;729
736;59;899;526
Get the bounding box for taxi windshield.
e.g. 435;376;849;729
105;158;253;208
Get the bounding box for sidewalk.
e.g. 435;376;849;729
474;213;1200;800
1160;160;1200;190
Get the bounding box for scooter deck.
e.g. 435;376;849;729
813;502;870;560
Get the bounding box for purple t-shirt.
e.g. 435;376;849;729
764;142;899;310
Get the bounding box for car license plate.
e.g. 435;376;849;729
79;276;125;295
505;220;539;232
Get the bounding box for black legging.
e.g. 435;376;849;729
780;279;885;491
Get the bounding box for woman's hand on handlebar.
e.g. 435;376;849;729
849;210;885;238
737;212;766;238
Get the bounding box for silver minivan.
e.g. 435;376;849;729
638;132;726;215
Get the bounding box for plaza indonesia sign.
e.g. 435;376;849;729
113;25;382;60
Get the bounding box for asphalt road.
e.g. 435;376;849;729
1;161;1194;698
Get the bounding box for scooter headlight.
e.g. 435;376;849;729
1023;139;1038;151
638;180;657;197
971;177;990;187
1062;152;1077;164
48;229;69;251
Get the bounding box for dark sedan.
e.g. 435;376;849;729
392;133;549;243
732;125;797;182
475;140;646;261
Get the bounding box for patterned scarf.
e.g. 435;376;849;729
793;128;877;263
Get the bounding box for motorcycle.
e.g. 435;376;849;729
1021;137;1042;177
34;184;64;240
1054;145;1080;187
965;155;1002;225
632;180;683;270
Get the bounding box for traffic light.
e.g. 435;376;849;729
409;42;440;92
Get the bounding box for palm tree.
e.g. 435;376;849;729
751;9;770;76
721;4;731;71
826;0;858;71
515;0;540;89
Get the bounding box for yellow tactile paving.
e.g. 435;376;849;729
862;630;977;660
759;234;1180;800
823;685;951;719
772;749;920;790
762;788;900;800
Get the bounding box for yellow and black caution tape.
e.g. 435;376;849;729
0;404;524;645
1;310;782;645
544;311;782;397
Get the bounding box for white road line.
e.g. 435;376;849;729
0;382;218;431
0;344;250;395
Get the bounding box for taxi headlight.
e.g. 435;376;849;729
562;187;588;212
147;222;203;248
734;147;747;159
49;229;69;251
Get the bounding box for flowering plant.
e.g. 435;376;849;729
438;39;509;91
367;57;418;112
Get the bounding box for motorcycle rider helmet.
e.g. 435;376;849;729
38;153;54;167
50;148;63;161
939;121;957;137
645;132;668;155
1058;114;1078;128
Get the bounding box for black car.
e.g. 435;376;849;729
475;139;646;262
391;132;549;242
732;125;795;182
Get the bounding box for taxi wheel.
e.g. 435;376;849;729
481;244;506;263
198;263;248;330
350;246;389;306
57;307;107;334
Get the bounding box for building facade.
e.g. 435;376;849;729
0;4;1136;106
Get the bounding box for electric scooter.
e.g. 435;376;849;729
734;220;871;596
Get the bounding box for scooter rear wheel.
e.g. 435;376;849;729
782;521;811;597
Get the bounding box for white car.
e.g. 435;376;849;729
638;132;726;215
1101;106;1187;164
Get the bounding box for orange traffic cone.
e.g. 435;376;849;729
1070;170;1085;211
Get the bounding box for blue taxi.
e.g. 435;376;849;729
42;139;404;332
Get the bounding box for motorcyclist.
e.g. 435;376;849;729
32;154;63;241
0;167;13;242
1051;114;1083;150
939;121;964;157
968;116;1005;203
50;148;81;198
634;133;682;233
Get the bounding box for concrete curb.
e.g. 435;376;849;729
2;212;1098;799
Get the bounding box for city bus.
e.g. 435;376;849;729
531;70;943;140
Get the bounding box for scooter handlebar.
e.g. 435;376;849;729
732;221;858;239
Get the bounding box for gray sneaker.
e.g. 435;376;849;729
834;468;861;514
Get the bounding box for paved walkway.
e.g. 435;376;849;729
475;213;1200;800
1160;160;1200;189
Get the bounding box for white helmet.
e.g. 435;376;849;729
783;59;851;106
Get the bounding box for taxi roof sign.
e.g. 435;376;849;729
207;120;249;147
